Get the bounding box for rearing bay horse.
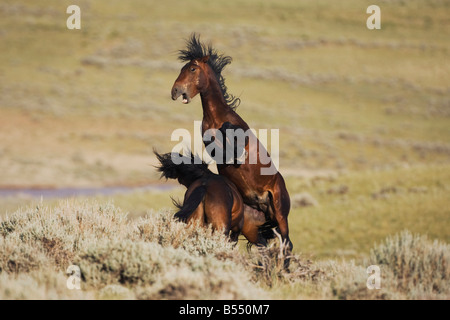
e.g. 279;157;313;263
171;34;292;251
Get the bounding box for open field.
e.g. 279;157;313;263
0;0;449;299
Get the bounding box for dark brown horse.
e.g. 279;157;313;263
155;151;246;240
171;34;292;251
155;151;276;244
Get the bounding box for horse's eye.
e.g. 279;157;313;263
190;67;196;72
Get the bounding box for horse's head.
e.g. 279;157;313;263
171;56;210;104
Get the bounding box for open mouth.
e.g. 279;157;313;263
182;93;189;104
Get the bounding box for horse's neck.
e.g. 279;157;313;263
200;75;231;127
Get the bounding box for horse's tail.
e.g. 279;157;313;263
173;185;207;223
154;151;183;180
154;150;210;187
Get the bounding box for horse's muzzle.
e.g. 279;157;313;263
171;85;190;104
171;86;181;101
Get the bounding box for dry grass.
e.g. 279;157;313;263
0;200;448;300
0;200;265;299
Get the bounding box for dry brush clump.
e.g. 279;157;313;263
134;210;235;257
369;230;449;299
241;230;325;288
323;231;450;300
75;237;260;300
0;200;265;299
247;230;450;300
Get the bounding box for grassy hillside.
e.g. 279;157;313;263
1;0;448;187
0;0;449;299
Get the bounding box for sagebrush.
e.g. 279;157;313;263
0;200;448;299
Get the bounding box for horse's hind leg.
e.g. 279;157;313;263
271;198;292;252
267;189;292;270
269;176;293;252
204;196;232;236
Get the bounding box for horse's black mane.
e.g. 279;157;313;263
178;33;241;110
154;150;212;188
